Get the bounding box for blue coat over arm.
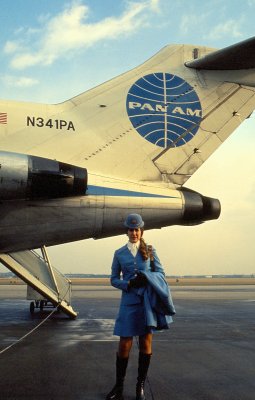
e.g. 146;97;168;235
111;244;174;336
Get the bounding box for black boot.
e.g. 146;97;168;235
105;354;129;400
136;352;151;400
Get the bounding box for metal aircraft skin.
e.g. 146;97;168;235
0;36;255;253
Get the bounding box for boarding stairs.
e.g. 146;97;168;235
0;246;77;318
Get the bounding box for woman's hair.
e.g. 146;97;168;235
139;235;149;261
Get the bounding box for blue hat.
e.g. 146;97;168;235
124;213;144;229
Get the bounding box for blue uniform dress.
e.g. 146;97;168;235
111;244;164;337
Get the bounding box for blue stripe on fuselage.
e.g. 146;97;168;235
87;185;177;198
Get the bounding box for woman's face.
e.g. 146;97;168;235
127;228;142;243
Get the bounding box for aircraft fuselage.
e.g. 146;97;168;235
0;168;220;252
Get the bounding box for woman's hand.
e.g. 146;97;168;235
129;273;147;288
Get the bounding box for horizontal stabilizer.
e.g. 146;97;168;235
186;36;255;70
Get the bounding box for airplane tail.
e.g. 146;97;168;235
60;36;255;186
1;37;255;187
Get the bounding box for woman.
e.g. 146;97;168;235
106;213;175;400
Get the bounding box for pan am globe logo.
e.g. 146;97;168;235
126;72;202;148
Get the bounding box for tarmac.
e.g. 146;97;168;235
0;283;255;400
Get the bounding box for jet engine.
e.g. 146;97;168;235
180;187;221;224
0;151;87;200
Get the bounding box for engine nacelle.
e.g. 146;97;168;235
0;151;87;200
181;187;221;224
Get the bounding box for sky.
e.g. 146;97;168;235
0;0;254;276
